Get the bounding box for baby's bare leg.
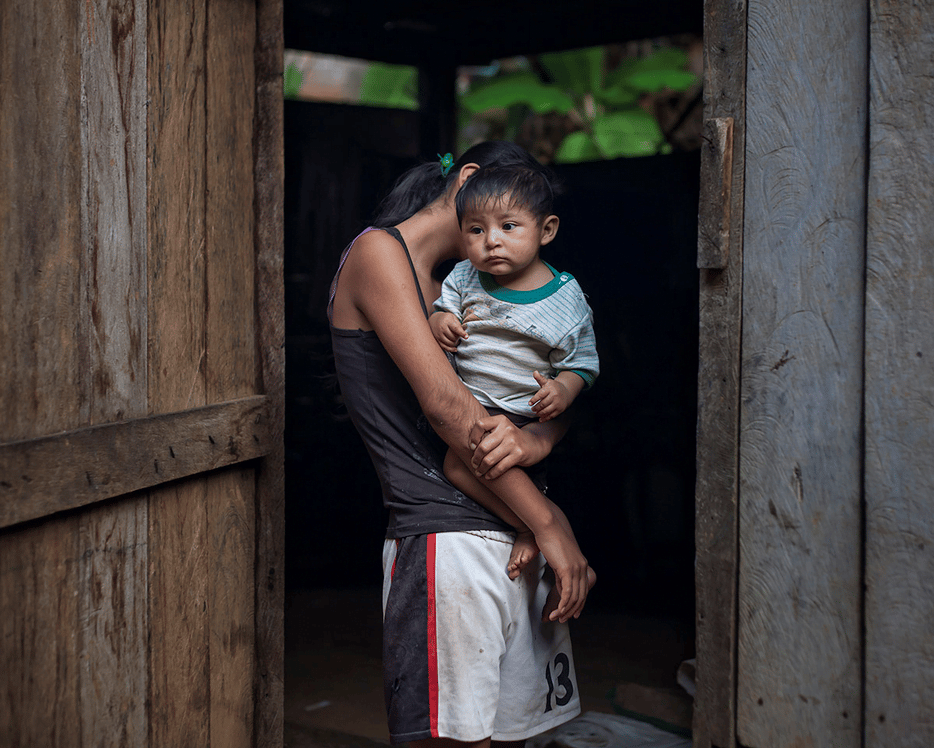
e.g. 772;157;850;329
506;530;540;580
443;449;540;577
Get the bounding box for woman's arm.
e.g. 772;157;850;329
343;235;590;621
468;412;570;478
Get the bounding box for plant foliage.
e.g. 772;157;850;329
284;62;304;99
359;63;418;111
459;45;698;162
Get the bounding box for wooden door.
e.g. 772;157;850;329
695;1;934;746
0;1;284;746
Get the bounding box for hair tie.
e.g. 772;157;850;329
438;153;454;177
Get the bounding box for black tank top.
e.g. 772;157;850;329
328;227;509;538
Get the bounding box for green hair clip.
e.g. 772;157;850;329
438;152;454;177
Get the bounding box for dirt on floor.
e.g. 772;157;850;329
284;587;695;747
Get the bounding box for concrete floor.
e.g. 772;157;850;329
284;587;695;747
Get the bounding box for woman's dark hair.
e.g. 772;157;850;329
371;141;554;228
454;165;556;226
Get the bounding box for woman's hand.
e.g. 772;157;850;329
532;515;592;622
468;415;550;479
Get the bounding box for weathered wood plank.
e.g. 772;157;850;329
0;0;86;442
148;477;211;747
206;0;256;404
253;0;287;743
77;3;151;743
146;0;207;416
864;2;934;745
0;518;81;747
77;498;149;747
81;0;148;422
146;0;210;743
0;396;272;530
205;1;258;743
693;1;746;746
0;4;85;745
737;0;866;745
207;466;256;748
696;117;733;271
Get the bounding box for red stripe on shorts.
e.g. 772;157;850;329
426;533;439;737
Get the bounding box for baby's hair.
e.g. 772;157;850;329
371;141;551;228
455;165;559;226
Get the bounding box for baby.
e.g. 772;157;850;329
430;164;599;598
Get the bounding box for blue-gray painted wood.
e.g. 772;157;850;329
864;2;934;745
737;0;867;744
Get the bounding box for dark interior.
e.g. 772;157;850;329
282;2;703;742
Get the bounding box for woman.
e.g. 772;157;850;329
328;142;592;746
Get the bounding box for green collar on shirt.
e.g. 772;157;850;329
478;261;574;304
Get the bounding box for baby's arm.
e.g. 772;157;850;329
530;370;586;422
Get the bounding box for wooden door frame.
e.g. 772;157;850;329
253;0;286;744
693;0;746;746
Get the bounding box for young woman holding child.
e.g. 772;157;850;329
328;142;593;746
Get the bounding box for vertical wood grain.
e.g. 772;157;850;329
737;0;867;745
147;479;211;747
0;2;85;744
77;498;149;747
253;0;287;743
693;1;746;746
81;0;148;422
206;465;256;748
0;519;81;747
146;0;210;744
0;1;85;442
77;3;151;745
864;2;934;744
205;0;258;744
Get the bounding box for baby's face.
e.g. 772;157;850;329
460;199;547;282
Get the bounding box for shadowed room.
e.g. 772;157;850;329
280;1;704;744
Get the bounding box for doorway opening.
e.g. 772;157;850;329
281;19;703;746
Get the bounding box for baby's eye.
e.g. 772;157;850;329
503;222;517;230
468;226;483;234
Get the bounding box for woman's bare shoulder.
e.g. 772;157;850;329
342;228;409;280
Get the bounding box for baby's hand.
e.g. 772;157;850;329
429;312;467;353
529;372;572;422
507;531;540;580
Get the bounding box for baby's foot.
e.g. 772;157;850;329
507;531;540;580
542;566;597;622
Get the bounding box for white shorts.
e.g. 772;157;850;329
381;530;581;743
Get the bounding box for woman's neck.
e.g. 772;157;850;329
395;200;462;276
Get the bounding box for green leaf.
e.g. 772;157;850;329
359;63;418;110
283;62;303;99
605;48;694;92
461;72;575;114
539;46;603;96
594;83;640;107
553;131;603;163
624;69;698;92
592;109;665;157
638;47;690;71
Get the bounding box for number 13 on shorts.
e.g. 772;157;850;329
544;652;574;712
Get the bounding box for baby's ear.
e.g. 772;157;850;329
457;163;480;186
539;215;560;245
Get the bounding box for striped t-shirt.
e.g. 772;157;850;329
434;260;599;418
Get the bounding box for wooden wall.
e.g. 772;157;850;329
737;0;867;744
0;0;284;746
695;0;934;746
864;1;934;744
